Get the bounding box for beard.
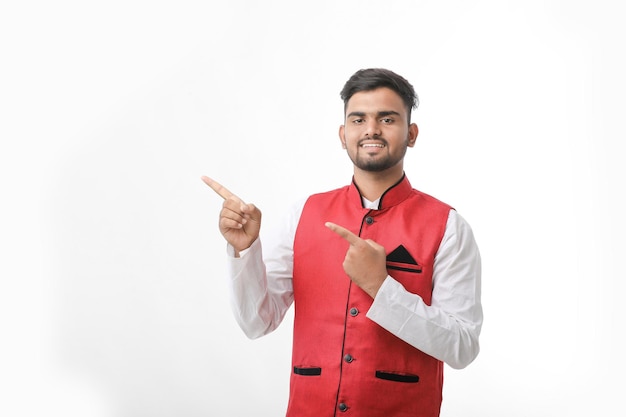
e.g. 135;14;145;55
348;139;409;172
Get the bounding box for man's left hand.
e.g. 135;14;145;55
325;222;388;298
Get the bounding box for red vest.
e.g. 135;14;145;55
288;175;451;417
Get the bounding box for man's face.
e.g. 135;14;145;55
339;87;418;173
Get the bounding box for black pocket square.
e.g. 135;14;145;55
386;245;422;273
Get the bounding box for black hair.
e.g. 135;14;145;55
340;68;418;122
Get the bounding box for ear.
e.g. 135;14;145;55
338;125;347;149
407;123;418;148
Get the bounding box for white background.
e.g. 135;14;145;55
2;0;625;416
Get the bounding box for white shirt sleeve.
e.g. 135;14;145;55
366;210;483;369
225;199;305;339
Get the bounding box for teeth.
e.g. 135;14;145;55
362;144;384;148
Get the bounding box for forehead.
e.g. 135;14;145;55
345;87;407;115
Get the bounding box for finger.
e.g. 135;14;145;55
222;198;256;223
200;176;244;203
221;204;248;225
325;222;362;246
220;216;245;230
241;202;259;218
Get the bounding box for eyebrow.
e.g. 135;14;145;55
346;110;402;118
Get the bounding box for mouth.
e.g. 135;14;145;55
359;139;387;149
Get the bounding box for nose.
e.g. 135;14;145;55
365;119;381;137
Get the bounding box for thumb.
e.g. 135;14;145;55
241;202;262;221
364;238;384;250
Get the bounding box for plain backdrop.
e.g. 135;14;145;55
2;0;625;416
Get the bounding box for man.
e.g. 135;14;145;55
202;68;482;417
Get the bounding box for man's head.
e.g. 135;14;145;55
340;68;418;123
338;69;419;175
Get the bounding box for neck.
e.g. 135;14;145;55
353;166;405;202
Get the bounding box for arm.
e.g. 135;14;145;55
366;210;483;369
201;175;289;338
225;198;305;339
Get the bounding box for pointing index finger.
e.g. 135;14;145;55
325;222;361;246
200;176;244;202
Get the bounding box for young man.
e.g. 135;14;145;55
202;68;482;417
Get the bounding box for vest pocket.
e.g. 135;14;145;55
293;366;322;376
375;370;419;383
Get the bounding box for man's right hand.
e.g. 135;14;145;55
201;176;262;255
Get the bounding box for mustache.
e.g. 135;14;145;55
358;136;387;146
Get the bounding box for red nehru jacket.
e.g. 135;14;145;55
288;175;452;417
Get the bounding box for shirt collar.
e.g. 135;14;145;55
350;173;413;210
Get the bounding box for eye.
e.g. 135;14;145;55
352;118;365;124
381;117;394;124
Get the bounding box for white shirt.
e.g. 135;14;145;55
226;196;483;369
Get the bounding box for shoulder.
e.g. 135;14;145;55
410;188;454;211
303;184;352;207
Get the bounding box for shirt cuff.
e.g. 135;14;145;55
226;238;260;258
367;276;399;323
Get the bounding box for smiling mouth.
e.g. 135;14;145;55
361;143;385;148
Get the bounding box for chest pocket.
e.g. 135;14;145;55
386;244;422;273
385;244;433;303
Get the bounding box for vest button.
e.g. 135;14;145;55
344;354;353;363
349;307;359;316
365;216;374;225
338;403;348;412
